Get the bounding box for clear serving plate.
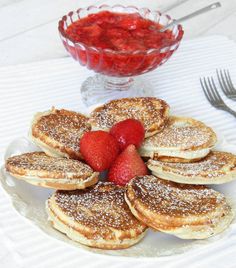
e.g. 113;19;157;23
1;137;236;258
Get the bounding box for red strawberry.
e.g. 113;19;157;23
82;24;103;38
110;119;145;151
80;131;119;172
108;145;148;186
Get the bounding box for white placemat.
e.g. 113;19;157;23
0;35;236;267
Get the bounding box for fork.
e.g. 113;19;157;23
200;76;236;118
216;69;236;101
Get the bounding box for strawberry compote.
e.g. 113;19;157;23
60;11;183;76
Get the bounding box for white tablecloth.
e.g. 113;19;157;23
0;35;236;267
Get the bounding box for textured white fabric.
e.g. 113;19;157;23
0;35;236;267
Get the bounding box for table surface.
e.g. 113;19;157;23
1;0;236;268
1;0;236;66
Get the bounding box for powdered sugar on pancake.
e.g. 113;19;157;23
6;152;94;179
53;182;145;231
143;117;216;150
89;97;169;135
130;176;227;216
32;108;91;153
149;151;236;178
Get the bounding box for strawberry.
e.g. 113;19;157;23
106;28;130;39
82;24;103;38
108;144;148;186
80;131;119;172
110;119;145;151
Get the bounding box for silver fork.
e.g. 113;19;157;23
200;76;236;118
216;69;236;101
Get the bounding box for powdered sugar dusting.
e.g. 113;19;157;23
131;176;226;216
150;151;236;178
33;109;91;152
53;182;144;231
6;152;94;178
90;97;169;132
143;117;216;149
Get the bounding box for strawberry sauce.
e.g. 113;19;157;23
66;11;175;51
60;11;183;76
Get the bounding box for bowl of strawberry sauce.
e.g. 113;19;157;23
58;5;184;105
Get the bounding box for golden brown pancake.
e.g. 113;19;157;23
46;182;147;249
30;108;90;160
125;175;234;239
139;116;217;162
148;151;236;184
89;97;169;137
5;152;98;190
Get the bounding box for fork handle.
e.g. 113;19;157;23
224;107;236;118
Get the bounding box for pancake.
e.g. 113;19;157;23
30;108;90;160
46;182;147;249
5;152;98;190
125;175;234;239
148;151;236;184
89;97;169;138
139;116;217;162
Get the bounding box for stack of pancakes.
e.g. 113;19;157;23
5;98;236;250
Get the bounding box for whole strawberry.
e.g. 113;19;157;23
110;119;145;151
80;131;119;172
108;144;148;186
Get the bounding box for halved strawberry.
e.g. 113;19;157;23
110;119;145;151
80;131;119;172
108;144;148;186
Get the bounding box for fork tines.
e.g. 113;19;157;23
200;77;225;108
200;75;236;118
217;69;236;100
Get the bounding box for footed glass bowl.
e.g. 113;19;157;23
58;5;184;105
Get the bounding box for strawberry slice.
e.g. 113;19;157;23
108;144;148;186
82;24;103;38
80;131;119;172
110;119;145;151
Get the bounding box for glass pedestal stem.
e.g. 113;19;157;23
80;74;153;106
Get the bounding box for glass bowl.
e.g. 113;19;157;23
58;5;184;106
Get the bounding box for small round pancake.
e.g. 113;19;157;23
46;182;147;249
5;152;98;190
30;108;91;160
89;97;169;137
125;175;234;239
139;116;217;162
148;151;236;184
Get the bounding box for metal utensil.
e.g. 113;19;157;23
200;76;236;118
160;2;221;32
216;69;236;101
